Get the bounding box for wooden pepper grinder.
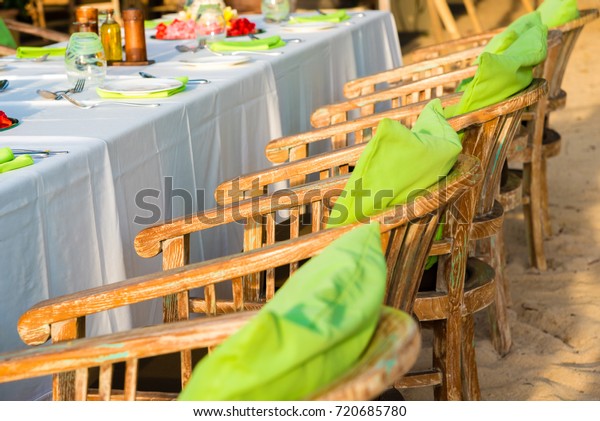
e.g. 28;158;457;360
120;8;154;65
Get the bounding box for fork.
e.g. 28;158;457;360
248;33;302;43
52;78;86;100
59;92;160;109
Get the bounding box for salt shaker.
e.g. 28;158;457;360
122;8;147;63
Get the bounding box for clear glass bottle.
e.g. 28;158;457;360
100;9;123;62
261;0;290;23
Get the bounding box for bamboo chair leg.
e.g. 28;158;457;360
427;0;446;43
520;0;534;12
540;157;553;237
523;160;548;271
487;234;512;356
431;0;462;40
461;314;481;400
462;0;483;33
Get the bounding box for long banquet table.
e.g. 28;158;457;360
0;11;401;400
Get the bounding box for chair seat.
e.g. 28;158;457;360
413;257;495;322
547;89;567;112
542;127;562;158
499;168;523;212
470;200;504;241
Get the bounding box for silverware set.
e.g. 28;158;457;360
138;71;210;84
12;149;69;158
37;78;160;109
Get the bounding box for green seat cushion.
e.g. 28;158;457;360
0;18;17;49
327;99;462;228
537;0;580;28
445;13;548;118
179;222;387;401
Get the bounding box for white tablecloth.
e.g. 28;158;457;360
0;11;401;400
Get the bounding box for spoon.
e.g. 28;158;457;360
175;39;207;53
0;80;8;92
138;71;210;84
37;89;61;100
0;54;49;63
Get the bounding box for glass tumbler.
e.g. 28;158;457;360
64;32;107;87
195;4;227;43
261;0;290;23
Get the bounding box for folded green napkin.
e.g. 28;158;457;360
144;19;173;29
537;0;579;27
0;18;17;49
179;223;386;401
0;147;14;164
0;155;34;174
96;77;188;99
208;35;286;51
289;10;351;23
16;46;67;59
327;99;461;228
445;12;548;118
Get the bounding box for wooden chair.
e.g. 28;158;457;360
17;155;480;400
217;79;546;398
2;306;421;400
26;0;122;30
0;17;69;56
508;8;599;265
428;0;484;42
386;9;599;271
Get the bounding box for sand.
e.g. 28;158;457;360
400;0;600;400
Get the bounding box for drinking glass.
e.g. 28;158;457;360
64;32;107;87
261;0;290;23
195;4;227;43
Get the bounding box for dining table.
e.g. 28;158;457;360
0;10;401;400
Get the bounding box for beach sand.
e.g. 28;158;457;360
401;0;600;400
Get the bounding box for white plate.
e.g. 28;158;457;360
98;78;183;95
280;22;337;32
0;63;6;70
179;56;251;69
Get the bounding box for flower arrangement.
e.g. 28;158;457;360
0;111;14;129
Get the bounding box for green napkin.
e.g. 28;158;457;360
16;46;67;59
445;13;548;118
145;19;173;29
0;18;17;49
289;10;351;23
0;155;34;174
0;147;14;164
96;77;188;99
179;222;386;401
327;99;462;228
208;35;286;51
537;0;580;27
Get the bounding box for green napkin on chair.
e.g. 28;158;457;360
0;153;34;174
208;35;286;51
327;99;462;228
0;18;17;49
445;12;548;118
96;77;188;99
179;222;387;401
289;10;351;23
16;46;67;59
537;0;580;27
